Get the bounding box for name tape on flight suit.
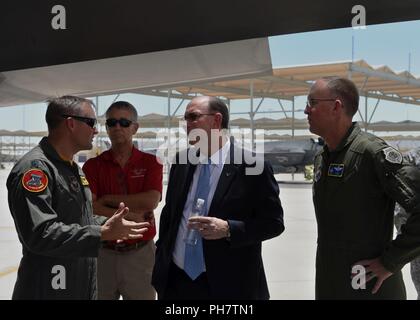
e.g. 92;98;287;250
21;169;48;192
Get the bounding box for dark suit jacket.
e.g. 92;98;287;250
152;142;284;299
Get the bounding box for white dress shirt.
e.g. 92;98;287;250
172;139;231;270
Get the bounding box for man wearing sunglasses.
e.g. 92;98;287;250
7;96;150;299
83;101;162;300
306;77;420;299
152;96;284;299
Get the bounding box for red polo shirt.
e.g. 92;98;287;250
82;147;163;241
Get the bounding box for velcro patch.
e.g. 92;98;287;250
314;164;322;182
328;164;344;177
21;169;48;192
383;147;402;164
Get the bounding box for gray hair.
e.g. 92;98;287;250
105;101;138;121
207;96;230;129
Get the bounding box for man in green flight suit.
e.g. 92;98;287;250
7;96;150;299
305;77;420;299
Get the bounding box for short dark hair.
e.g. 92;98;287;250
207;97;229;129
323;77;359;117
105;101;138;121
45;95;94;130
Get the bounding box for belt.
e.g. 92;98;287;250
102;240;149;252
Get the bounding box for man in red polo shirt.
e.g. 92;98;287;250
83;101;162;300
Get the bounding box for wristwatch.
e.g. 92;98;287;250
225;221;231;240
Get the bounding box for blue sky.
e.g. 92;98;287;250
1;20;420;133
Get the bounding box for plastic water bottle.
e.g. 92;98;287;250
184;198;206;245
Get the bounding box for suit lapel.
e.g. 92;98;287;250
208;144;241;217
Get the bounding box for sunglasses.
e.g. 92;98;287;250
61;114;97;128
184;112;215;122
106;118;134;128
306;98;337;108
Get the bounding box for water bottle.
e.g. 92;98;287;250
184;198;206;245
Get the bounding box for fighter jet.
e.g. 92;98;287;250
262;138;324;174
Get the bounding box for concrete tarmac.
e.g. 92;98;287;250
0;167;416;299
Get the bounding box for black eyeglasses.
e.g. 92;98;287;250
61;114;97;128
106;118;134;128
184;113;215;122
306;98;337;108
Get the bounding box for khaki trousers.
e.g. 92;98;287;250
97;240;156;300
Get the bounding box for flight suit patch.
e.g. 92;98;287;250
328;164;344;177
314;164;322;182
80;176;89;186
383;147;402;164
22;169;48;192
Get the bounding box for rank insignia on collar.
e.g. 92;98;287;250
22;169;48;192
382;147;402;164
80;176;89;186
328;164;344;177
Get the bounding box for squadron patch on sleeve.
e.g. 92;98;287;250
382;147;403;164
21;169;48;192
314;164;323;182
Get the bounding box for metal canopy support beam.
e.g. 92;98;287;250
197;83;293;101
350;63;420;87
249;79;254;150
365;96;368;132
254;97;265;114
250;80;255;150
257;75;311;89
167;89;172;145
364;92;420;106
368;98;381;125
277;99;289;118
357;108;365;124
136;89;195;101
111;94;120;104
227;98;231;131
292;97;295;138
171;88;192;118
359;76;369;92
230;110;296;115
261;70;420;105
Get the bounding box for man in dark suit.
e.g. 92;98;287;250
152;96;284;300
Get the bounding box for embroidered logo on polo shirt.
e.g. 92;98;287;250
131;168;146;178
22;169;48;192
328;164;345;177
